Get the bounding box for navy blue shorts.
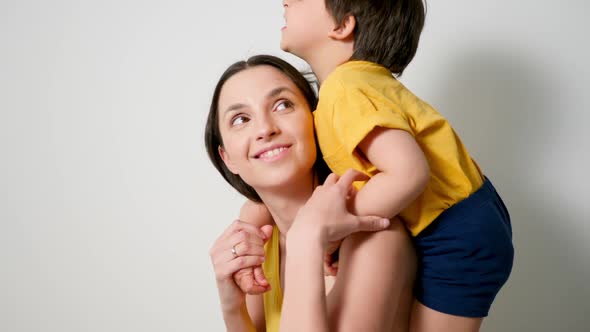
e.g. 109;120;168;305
413;177;514;317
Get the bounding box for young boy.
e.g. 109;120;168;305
236;0;514;330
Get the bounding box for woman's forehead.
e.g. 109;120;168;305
219;66;298;105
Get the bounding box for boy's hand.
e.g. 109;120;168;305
233;224;274;294
323;240;342;276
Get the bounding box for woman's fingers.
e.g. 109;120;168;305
229;255;266;272
231;240;266;259
335;169;369;192
230;220;269;241
212;239;265;264
212;219;267;250
227;229;264;252
323;172;339;186
210;224;267;267
215;255;266;281
354;215;391;232
231;229;264;247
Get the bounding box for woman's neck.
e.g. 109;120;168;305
256;174;317;235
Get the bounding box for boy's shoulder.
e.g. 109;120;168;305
320;61;398;101
330;61;390;83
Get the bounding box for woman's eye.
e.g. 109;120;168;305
275;100;294;112
231;115;249;126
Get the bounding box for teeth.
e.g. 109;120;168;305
260;147;287;158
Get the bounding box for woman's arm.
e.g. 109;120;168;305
221;303;257;332
280;171;392;332
282;230;329;331
210;220;269;331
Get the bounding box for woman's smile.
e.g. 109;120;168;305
253;144;292;162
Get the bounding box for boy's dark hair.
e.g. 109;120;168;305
326;0;426;76
204;55;330;203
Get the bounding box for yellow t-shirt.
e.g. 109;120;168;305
262;226;282;332
314;61;484;236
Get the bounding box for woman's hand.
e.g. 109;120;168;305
290;169;390;249
209;220;270;313
233;224;273;294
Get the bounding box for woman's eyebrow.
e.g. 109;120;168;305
266;86;292;99
224;103;246;115
224;87;292;115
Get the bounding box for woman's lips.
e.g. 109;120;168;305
255;145;291;162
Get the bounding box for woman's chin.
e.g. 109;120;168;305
250;169;313;193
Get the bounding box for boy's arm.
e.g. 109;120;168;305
326;218;416;331
351;126;429;218
239;200;273;227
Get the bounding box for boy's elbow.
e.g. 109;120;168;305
416;158;430;191
401;157;429;199
239;200;272;226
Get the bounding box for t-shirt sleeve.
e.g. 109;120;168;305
332;86;413;156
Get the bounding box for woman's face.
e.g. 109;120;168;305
217;65;317;192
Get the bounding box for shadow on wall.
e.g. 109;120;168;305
430;49;589;331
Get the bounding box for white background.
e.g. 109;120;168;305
1;1;589;331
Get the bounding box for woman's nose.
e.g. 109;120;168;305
256;116;280;141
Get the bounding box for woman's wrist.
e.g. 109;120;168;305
221;301;243;316
287;222;326;251
222;302;256;332
221;302;249;322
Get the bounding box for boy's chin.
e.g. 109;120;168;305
279;42;304;61
279;40;289;52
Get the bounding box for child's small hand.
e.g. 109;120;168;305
323;241;341;276
233;266;270;294
232;224;274;294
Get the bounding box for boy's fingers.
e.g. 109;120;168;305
253;266;269;286
260;225;273;242
234;268;256;289
244;284;271;295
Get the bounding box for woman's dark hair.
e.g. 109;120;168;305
204;55;331;202
325;0;426;76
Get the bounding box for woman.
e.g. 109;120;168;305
205;55;416;331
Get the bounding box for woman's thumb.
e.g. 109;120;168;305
356;216;390;232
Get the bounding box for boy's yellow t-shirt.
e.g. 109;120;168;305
314;61;484;236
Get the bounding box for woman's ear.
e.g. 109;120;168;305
218;146;239;175
328;14;356;40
